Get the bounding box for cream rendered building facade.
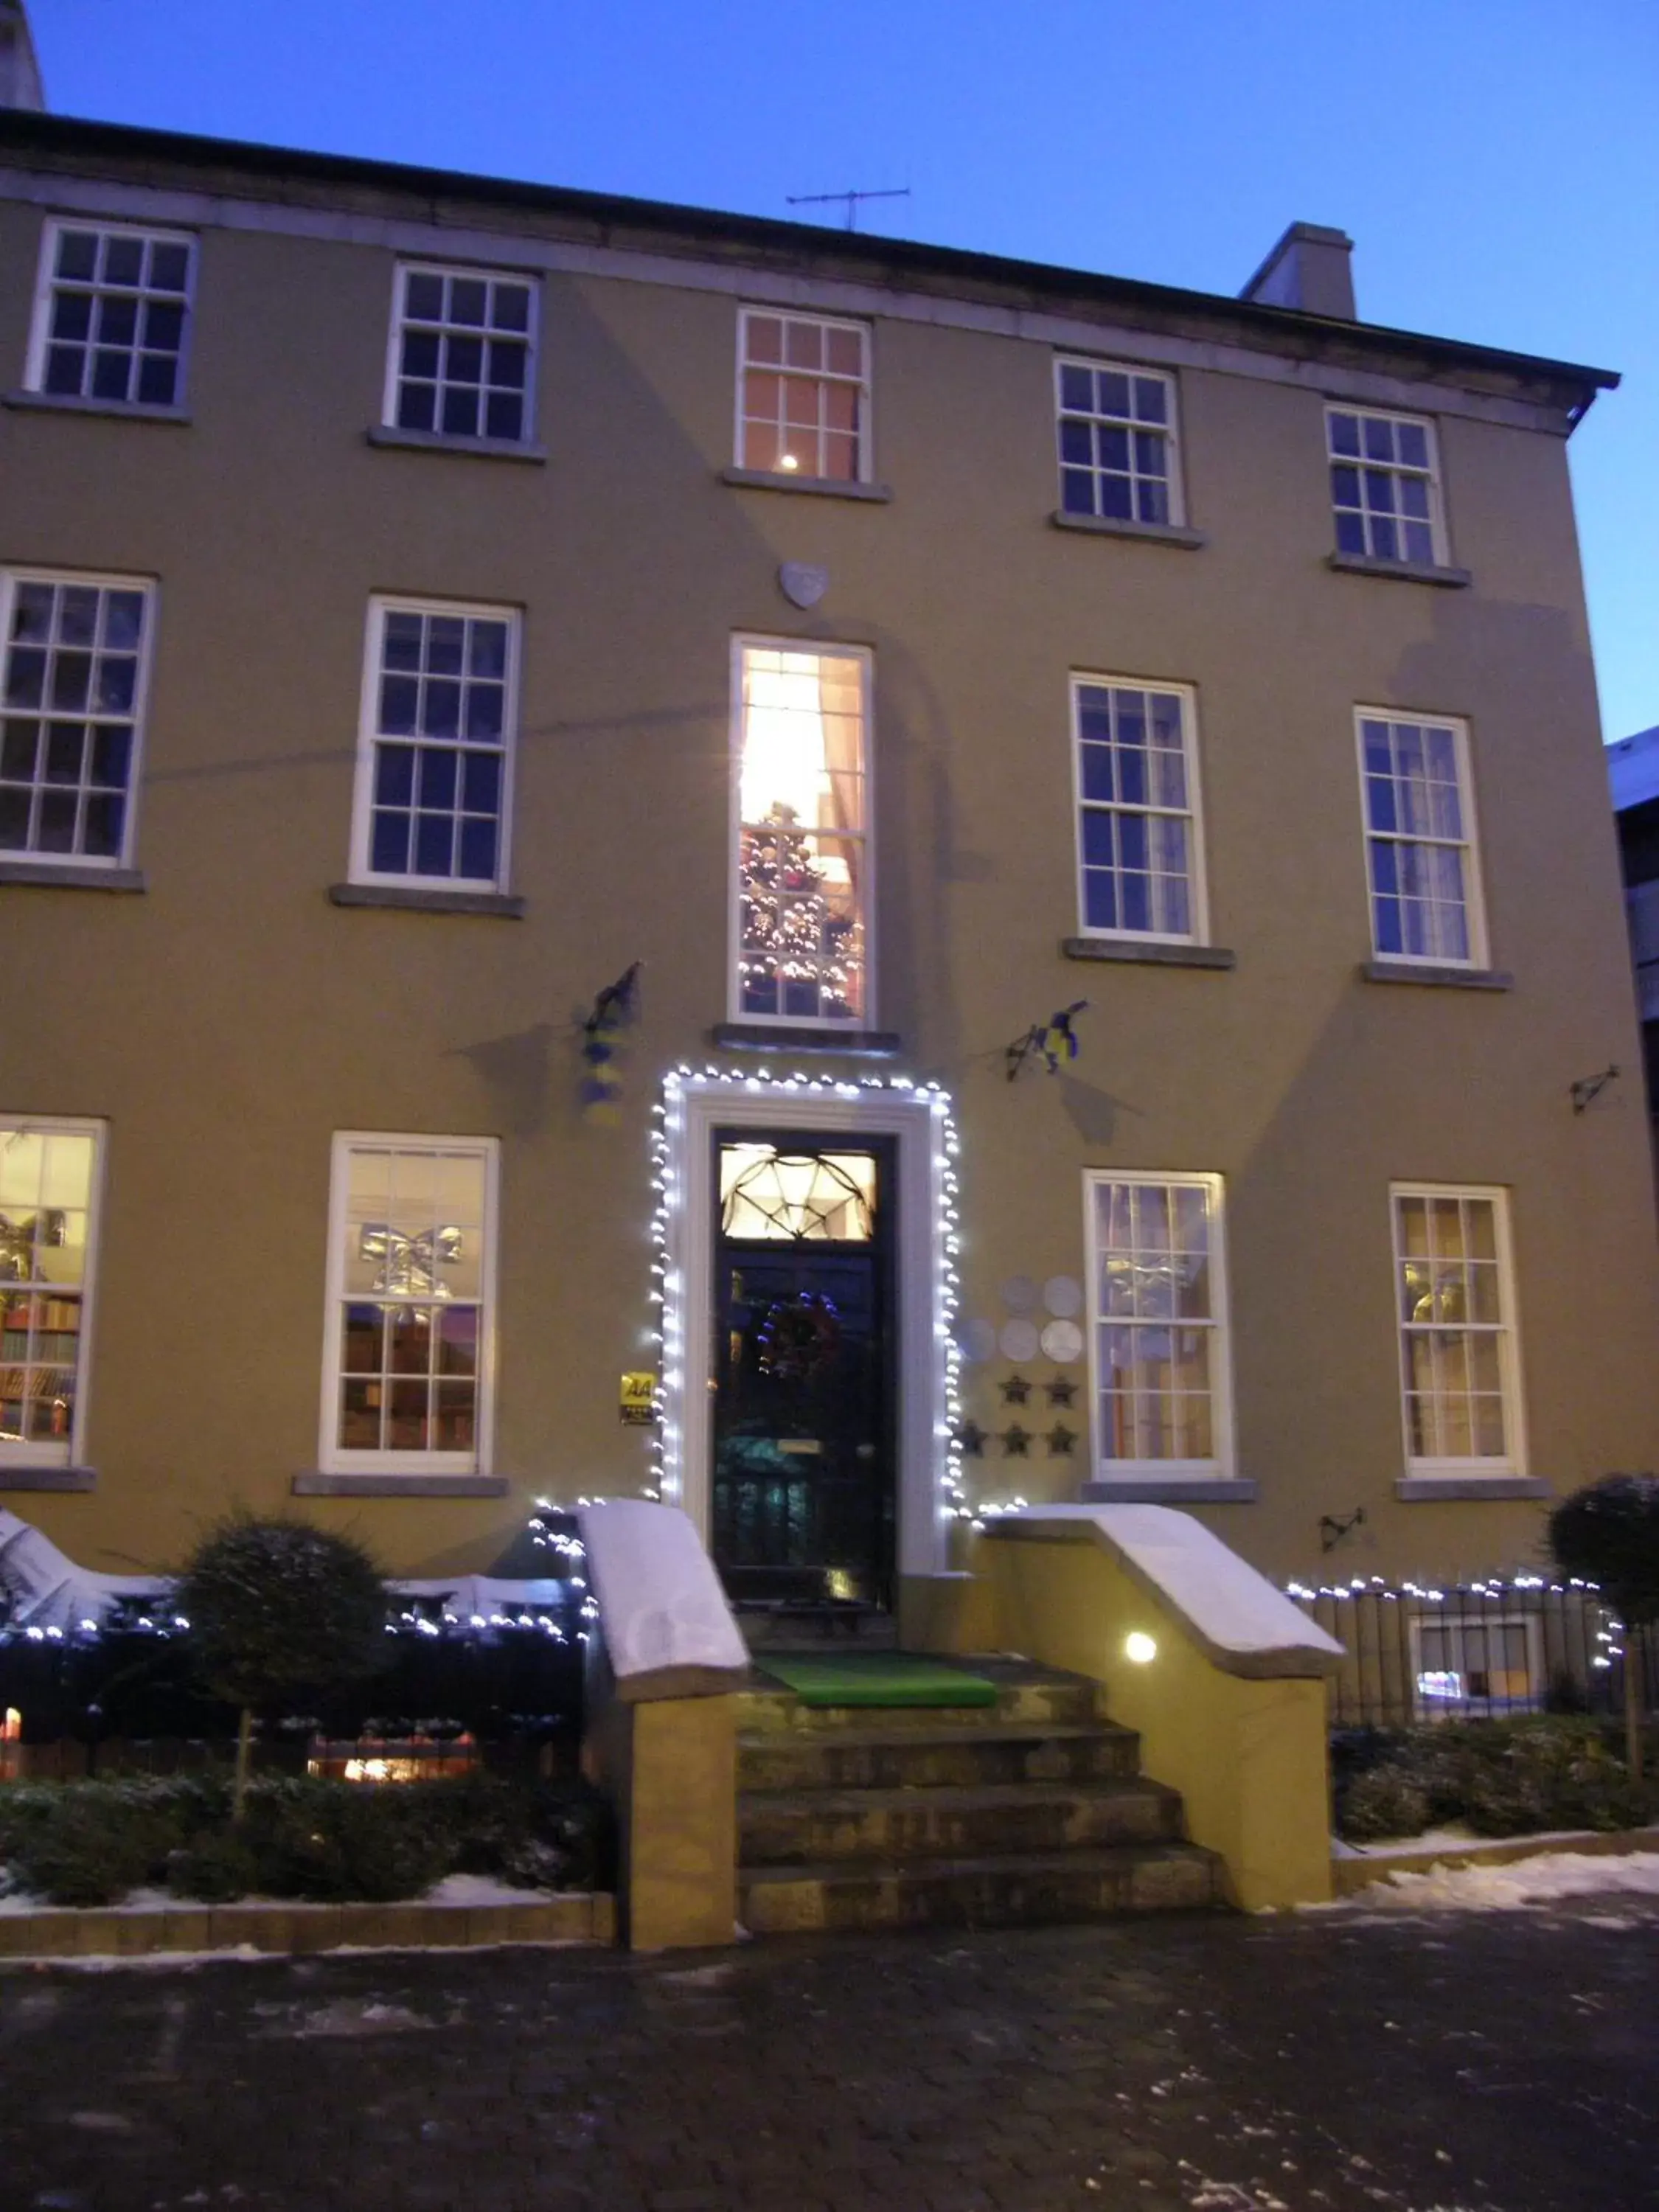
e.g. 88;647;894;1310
1;113;1655;1621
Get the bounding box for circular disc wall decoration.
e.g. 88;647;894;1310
1040;1319;1084;1364
1000;1275;1038;1312
958;1318;998;1364
1043;1275;1082;1319
999;1318;1040;1362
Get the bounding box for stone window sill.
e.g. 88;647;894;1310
720;465;892;504
0;1465;97;1492
293;1472;509;1498
1050;510;1206;550
1327;551;1472;588
366;425;546;463
3;389;191;425
329;883;524;919
712;1022;902;1057
1361;959;1511;992
1080;1478;1257;1505
1064;936;1234;970
0;862;145;892
1395;1477;1551;1502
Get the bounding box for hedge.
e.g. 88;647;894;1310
0;1770;612;1908
1334;1714;1659;1843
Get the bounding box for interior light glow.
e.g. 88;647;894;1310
1124;1632;1158;1665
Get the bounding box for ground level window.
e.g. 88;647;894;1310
321;1135;497;1474
1085;1171;1231;1478
0;1119;102;1467
1412;1614;1542;1717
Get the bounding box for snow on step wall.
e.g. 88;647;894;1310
577;1499;749;1697
990;1504;1344;1676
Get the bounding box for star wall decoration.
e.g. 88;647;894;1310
1000;1424;1032;1456
953;1419;987;1458
999;1373;1032;1405
1045;1375;1077;1409
1045;1424;1078;1456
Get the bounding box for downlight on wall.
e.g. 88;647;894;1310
1124;1632;1158;1665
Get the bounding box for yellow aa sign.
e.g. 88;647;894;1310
619;1371;659;1426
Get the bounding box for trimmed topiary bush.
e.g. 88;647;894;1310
174;1514;392;1814
1548;1475;1659;1781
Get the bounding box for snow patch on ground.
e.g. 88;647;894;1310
0;1872;556;1914
1318;1848;1659;1912
1331;1822;1604;1860
256;1996;438;2037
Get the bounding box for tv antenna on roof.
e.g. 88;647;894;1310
785;187;911;232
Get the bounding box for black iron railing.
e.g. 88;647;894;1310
1288;1576;1657;1731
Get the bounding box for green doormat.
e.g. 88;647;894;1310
759;1652;998;1708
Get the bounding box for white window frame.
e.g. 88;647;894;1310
318;1132;500;1479
1054;356;1186;526
1326;403;1448;566
1389;1182;1526;1481
380;261;540;445
0;1116;107;1470
728;635;876;1029
349;597;521;894
0;568;156;872
1071;674;1209;945
1410;1611;1543;1719
1084;1169;1236;1484
24;217;197;409
1354;709;1487;969
733;307;872;484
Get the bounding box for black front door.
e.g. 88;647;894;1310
710;1130;896;1610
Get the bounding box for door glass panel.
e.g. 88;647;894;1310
718;1144;876;1241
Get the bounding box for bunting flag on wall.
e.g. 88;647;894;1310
580;961;642;1125
1004;999;1088;1082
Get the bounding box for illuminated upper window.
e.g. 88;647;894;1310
737;310;869;483
719;1144;876;1241
1391;1186;1522;1473
733;641;870;1026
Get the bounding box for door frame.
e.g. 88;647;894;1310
655;1072;956;1581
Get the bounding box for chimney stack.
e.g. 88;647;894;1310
0;1;44;112
1239;222;1354;320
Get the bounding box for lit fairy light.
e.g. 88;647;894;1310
649;1065;967;1533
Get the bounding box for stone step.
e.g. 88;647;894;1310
740;1776;1183;1865
738;1842;1222;1934
738;1608;900;1653
737;1720;1141;1792
737;1664;1102;1737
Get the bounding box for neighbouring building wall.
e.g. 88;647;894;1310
1;131;1656;1596
1609;726;1659;1140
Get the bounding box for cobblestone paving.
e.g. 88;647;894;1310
1;1898;1655;2212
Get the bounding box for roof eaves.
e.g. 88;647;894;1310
0;108;1619;410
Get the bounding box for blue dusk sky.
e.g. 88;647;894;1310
22;0;1659;741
